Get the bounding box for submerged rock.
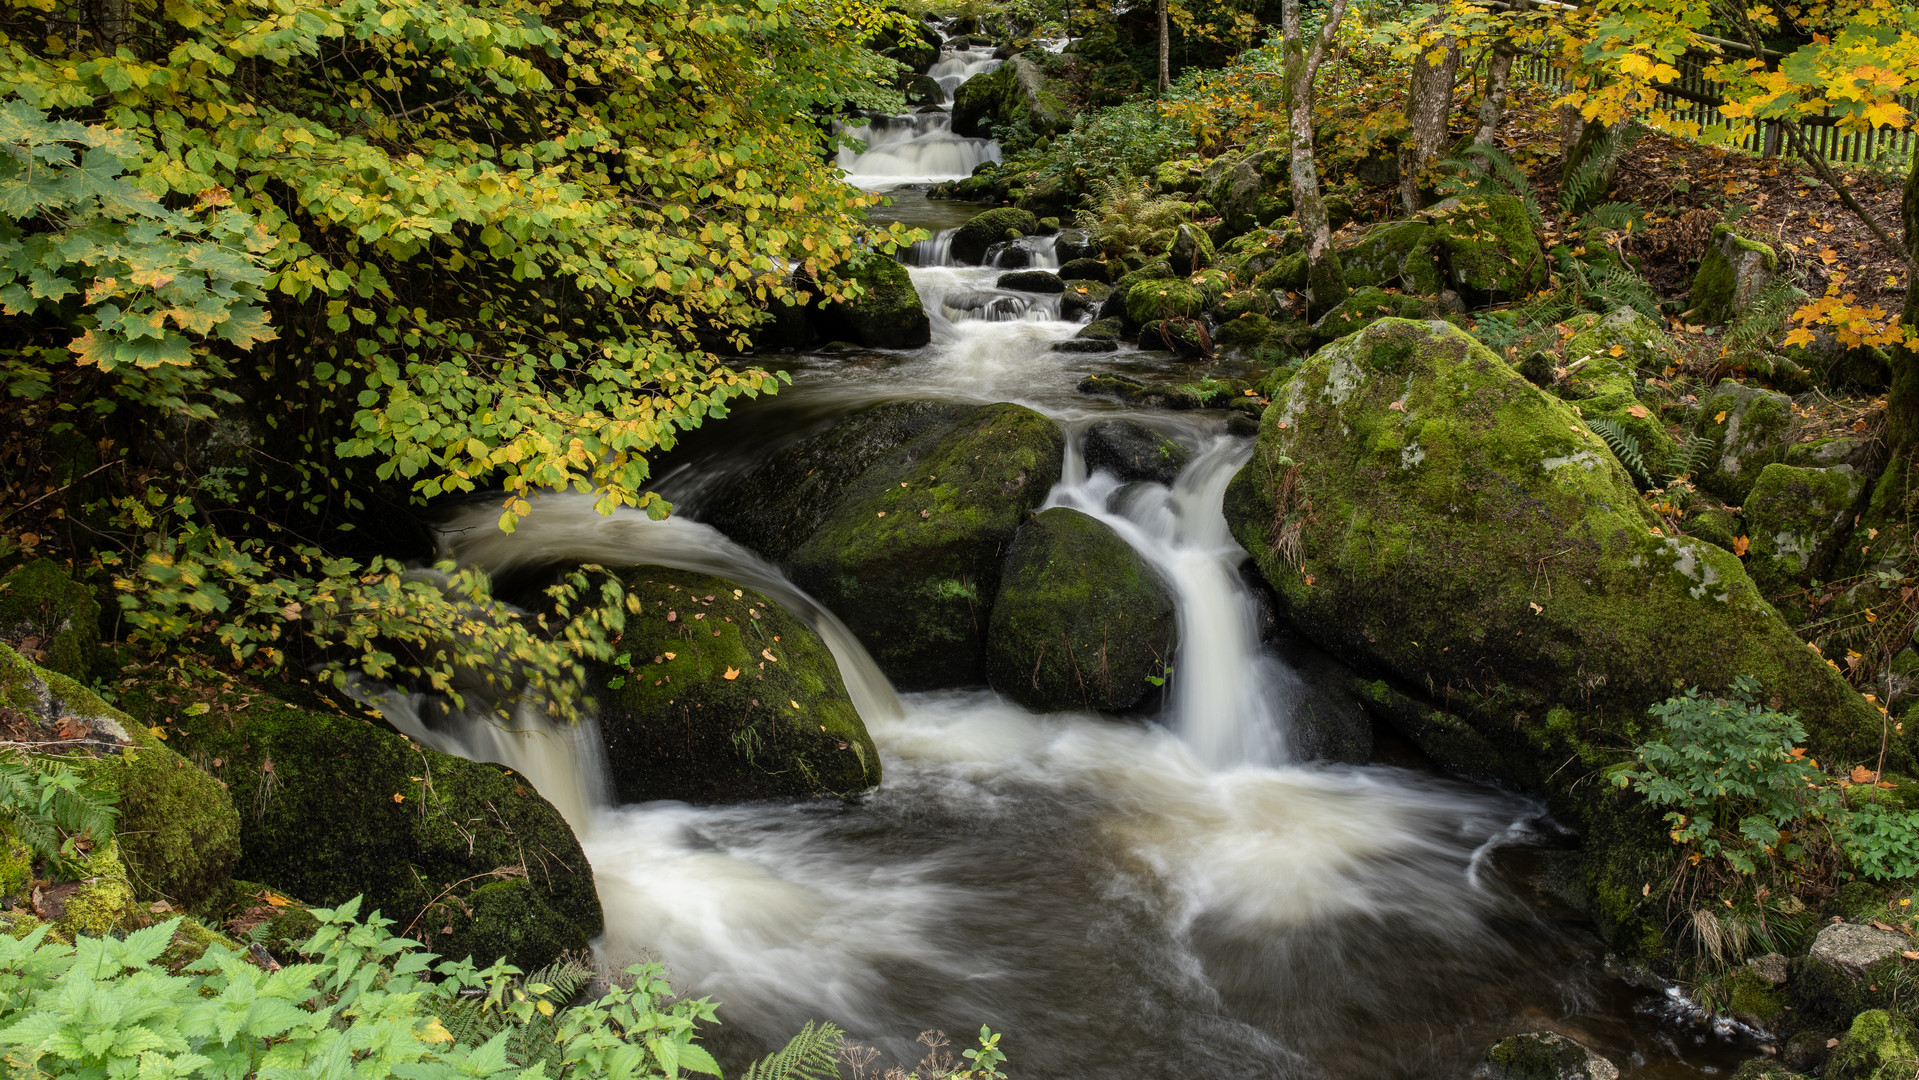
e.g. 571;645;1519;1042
985;508;1175;713
812;256;931;349
592;566;879;803
1222;319;1891;799
1083;419;1190;484
1473;1032;1619;1080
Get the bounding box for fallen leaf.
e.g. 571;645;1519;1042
667;611;676;622
762;648;778;663
1714;410;1728;423
663;652;676;660
1732;535;1750;556
1529;601;1544;614
722;667;740;680
790;700;802;710
1626;404;1650;418
1388;399;1405;411
393;793;404;803
1853;766;1881;784
147;725;169;741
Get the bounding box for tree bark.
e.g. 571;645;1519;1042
1399;29;1460;213
1887;147;1919;451
1158;0;1171;95
1283;0;1352;316
1471;0;1529;149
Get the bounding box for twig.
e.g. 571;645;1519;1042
0;461;120;523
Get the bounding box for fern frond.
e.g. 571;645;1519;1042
1588;416;1653;488
1447;143;1545;235
1579;201;1644;233
1583;262;1663;321
740;1020;846;1080
1559;124;1642;214
1668;433;1716;482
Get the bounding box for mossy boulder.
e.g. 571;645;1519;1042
1137;319;1210;359
122;685;603;971
1254;252;1309;293
1791;922;1911;1027
1057;258;1110;282
1339;220;1444;296
1222;318;1893;804
984;508;1176;713
1311;287;1431;340
1126;279;1205;325
1083;419;1190;484
1202;148;1289;236
1743;464;1865;606
996;270;1063;293
1696;380;1795;504
1473;1031;1619;1080
1551;309;1676;475
1165;223;1214;272
900;72;944;107
0;559;101;681
1058;280;1112;321
0;643;240;910
812;257;930;349
950;56;1068;142
1825;1010;1918;1080
1432;195;1546;302
1690;225;1779;325
777;403;1064;689
1216;312;1279;351
591;566;879;803
1154;159;1204;195
951;207;1038;265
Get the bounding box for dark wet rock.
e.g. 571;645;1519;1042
997;270;1064;293
952;207;1038;265
812;257;930;348
1472;1032;1618;1080
1083;420;1190;484
985;508;1176;713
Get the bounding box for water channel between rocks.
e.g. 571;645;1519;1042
366;43;1763;1078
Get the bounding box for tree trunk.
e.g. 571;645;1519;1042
1398;31;1460;213
1157;0;1170;95
1283;0;1351;316
1471;0;1529;149
1888;148;1919;451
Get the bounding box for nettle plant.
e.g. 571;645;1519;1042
1613;675;1919;881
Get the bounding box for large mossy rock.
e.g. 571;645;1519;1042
788;403;1064;688
1311;286;1432;341
0;644;241;911
1125;278;1205;325
1472;1032;1619;1080
1824;1010;1918;1080
1550;308;1677;473
1696;379;1794;504
590;566;880;803
811;257;930;348
1223;318;1892;780
1690;225;1779;325
702;401;1065;689
129;685;603;971
0;559;101;681
1743;463;1865;607
1338;220;1444;295
950;56;1067;141
951;207;1038;265
1201;148;1289;236
984;508;1175;712
1431;195;1546;302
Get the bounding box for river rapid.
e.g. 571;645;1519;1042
370;39;1761;1080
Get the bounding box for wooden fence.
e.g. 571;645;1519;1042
1514;53;1918;166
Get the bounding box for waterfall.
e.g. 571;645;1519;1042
838;42;1002;188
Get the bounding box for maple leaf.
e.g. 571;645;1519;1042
1733;535;1751;556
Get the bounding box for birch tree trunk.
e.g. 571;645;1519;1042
1471;0;1530;149
1282;0;1352;316
1158;0;1171;94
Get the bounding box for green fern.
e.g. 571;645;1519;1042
1668;432;1717;482
1588;416;1654;488
1721;278;1804;376
1582;261;1664;322
1560;124;1642;214
0;751;119;877
1439;143;1545;235
739;1020;846;1080
433;955;595;1071
1578;201;1645;234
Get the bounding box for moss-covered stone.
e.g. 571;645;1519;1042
996;270;1063;293
1083;420;1189;484
0;823;31;904
950;56;1068;143
592;566;878;803
1058;257;1111;282
1339;220;1444;295
436;878;589;968
1137;319;1209;359
1222;319;1895;855
1165;223;1214;272
812;257;930;349
0;559;101;681
1126;279;1206;325
118;684;603;971
1254;252;1309;294
1697;380;1795;504
1352;678;1513;784
1723;967;1789;1028
1311;287;1431;340
984;508;1175;713
1217;312;1278;351
1155;159;1204;195
1059;279;1112;321
1744;464;1865;605
951;207;1039;265
776;403;1063;689
51;838;138;939
1202;148;1289;236
1826;1010;1918;1080
1691;225;1779;325
1431;195;1546;301
1474;1031;1618;1079
1683;505;1744;552
1552;308;1677;474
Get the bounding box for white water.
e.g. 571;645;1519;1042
839;43;1001;188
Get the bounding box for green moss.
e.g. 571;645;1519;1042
1338;220;1443;295
1743;464;1866;611
595;566;878;803
1254;252;1309;293
0;559;101;681
0;823;32;901
1683;506;1744;552
786;403;1064;689
55;838;137;939
1827;1010;1918;1080
1725;968;1788;1024
1126;279;1206;324
91;723;241;910
1311;287;1431;341
124;685;602;971
951;207;1038;264
435;878;589;968
1138;319;1210;358
813;257;930;348
1217;312;1277;349
1431;194;1546;300
156;916;242;972
1164;222;1215;271
1554;309;1677;471
985;508;1176;713
1697;380;1795;504
1691;225;1779;325
1478;1032;1614;1080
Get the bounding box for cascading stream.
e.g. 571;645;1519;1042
838;32;1001;189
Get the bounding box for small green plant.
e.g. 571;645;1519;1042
1843;800;1919;882
1587;416;1655;488
0;750;118;877
1612;676;1835;874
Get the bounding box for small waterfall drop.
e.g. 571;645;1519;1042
839;39;1002;188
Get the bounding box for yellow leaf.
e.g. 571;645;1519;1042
1732;535;1751;556
762;648;778;663
722;667;740;680
148;725;169;740
393;793;405;803
1626;404;1650;418
420;1018;454;1044
1714;410;1728;423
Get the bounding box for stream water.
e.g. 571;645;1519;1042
370;40;1763;1080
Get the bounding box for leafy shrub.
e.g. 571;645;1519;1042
1612;676;1834;874
1844;801;1919;882
1077;179;1193;260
